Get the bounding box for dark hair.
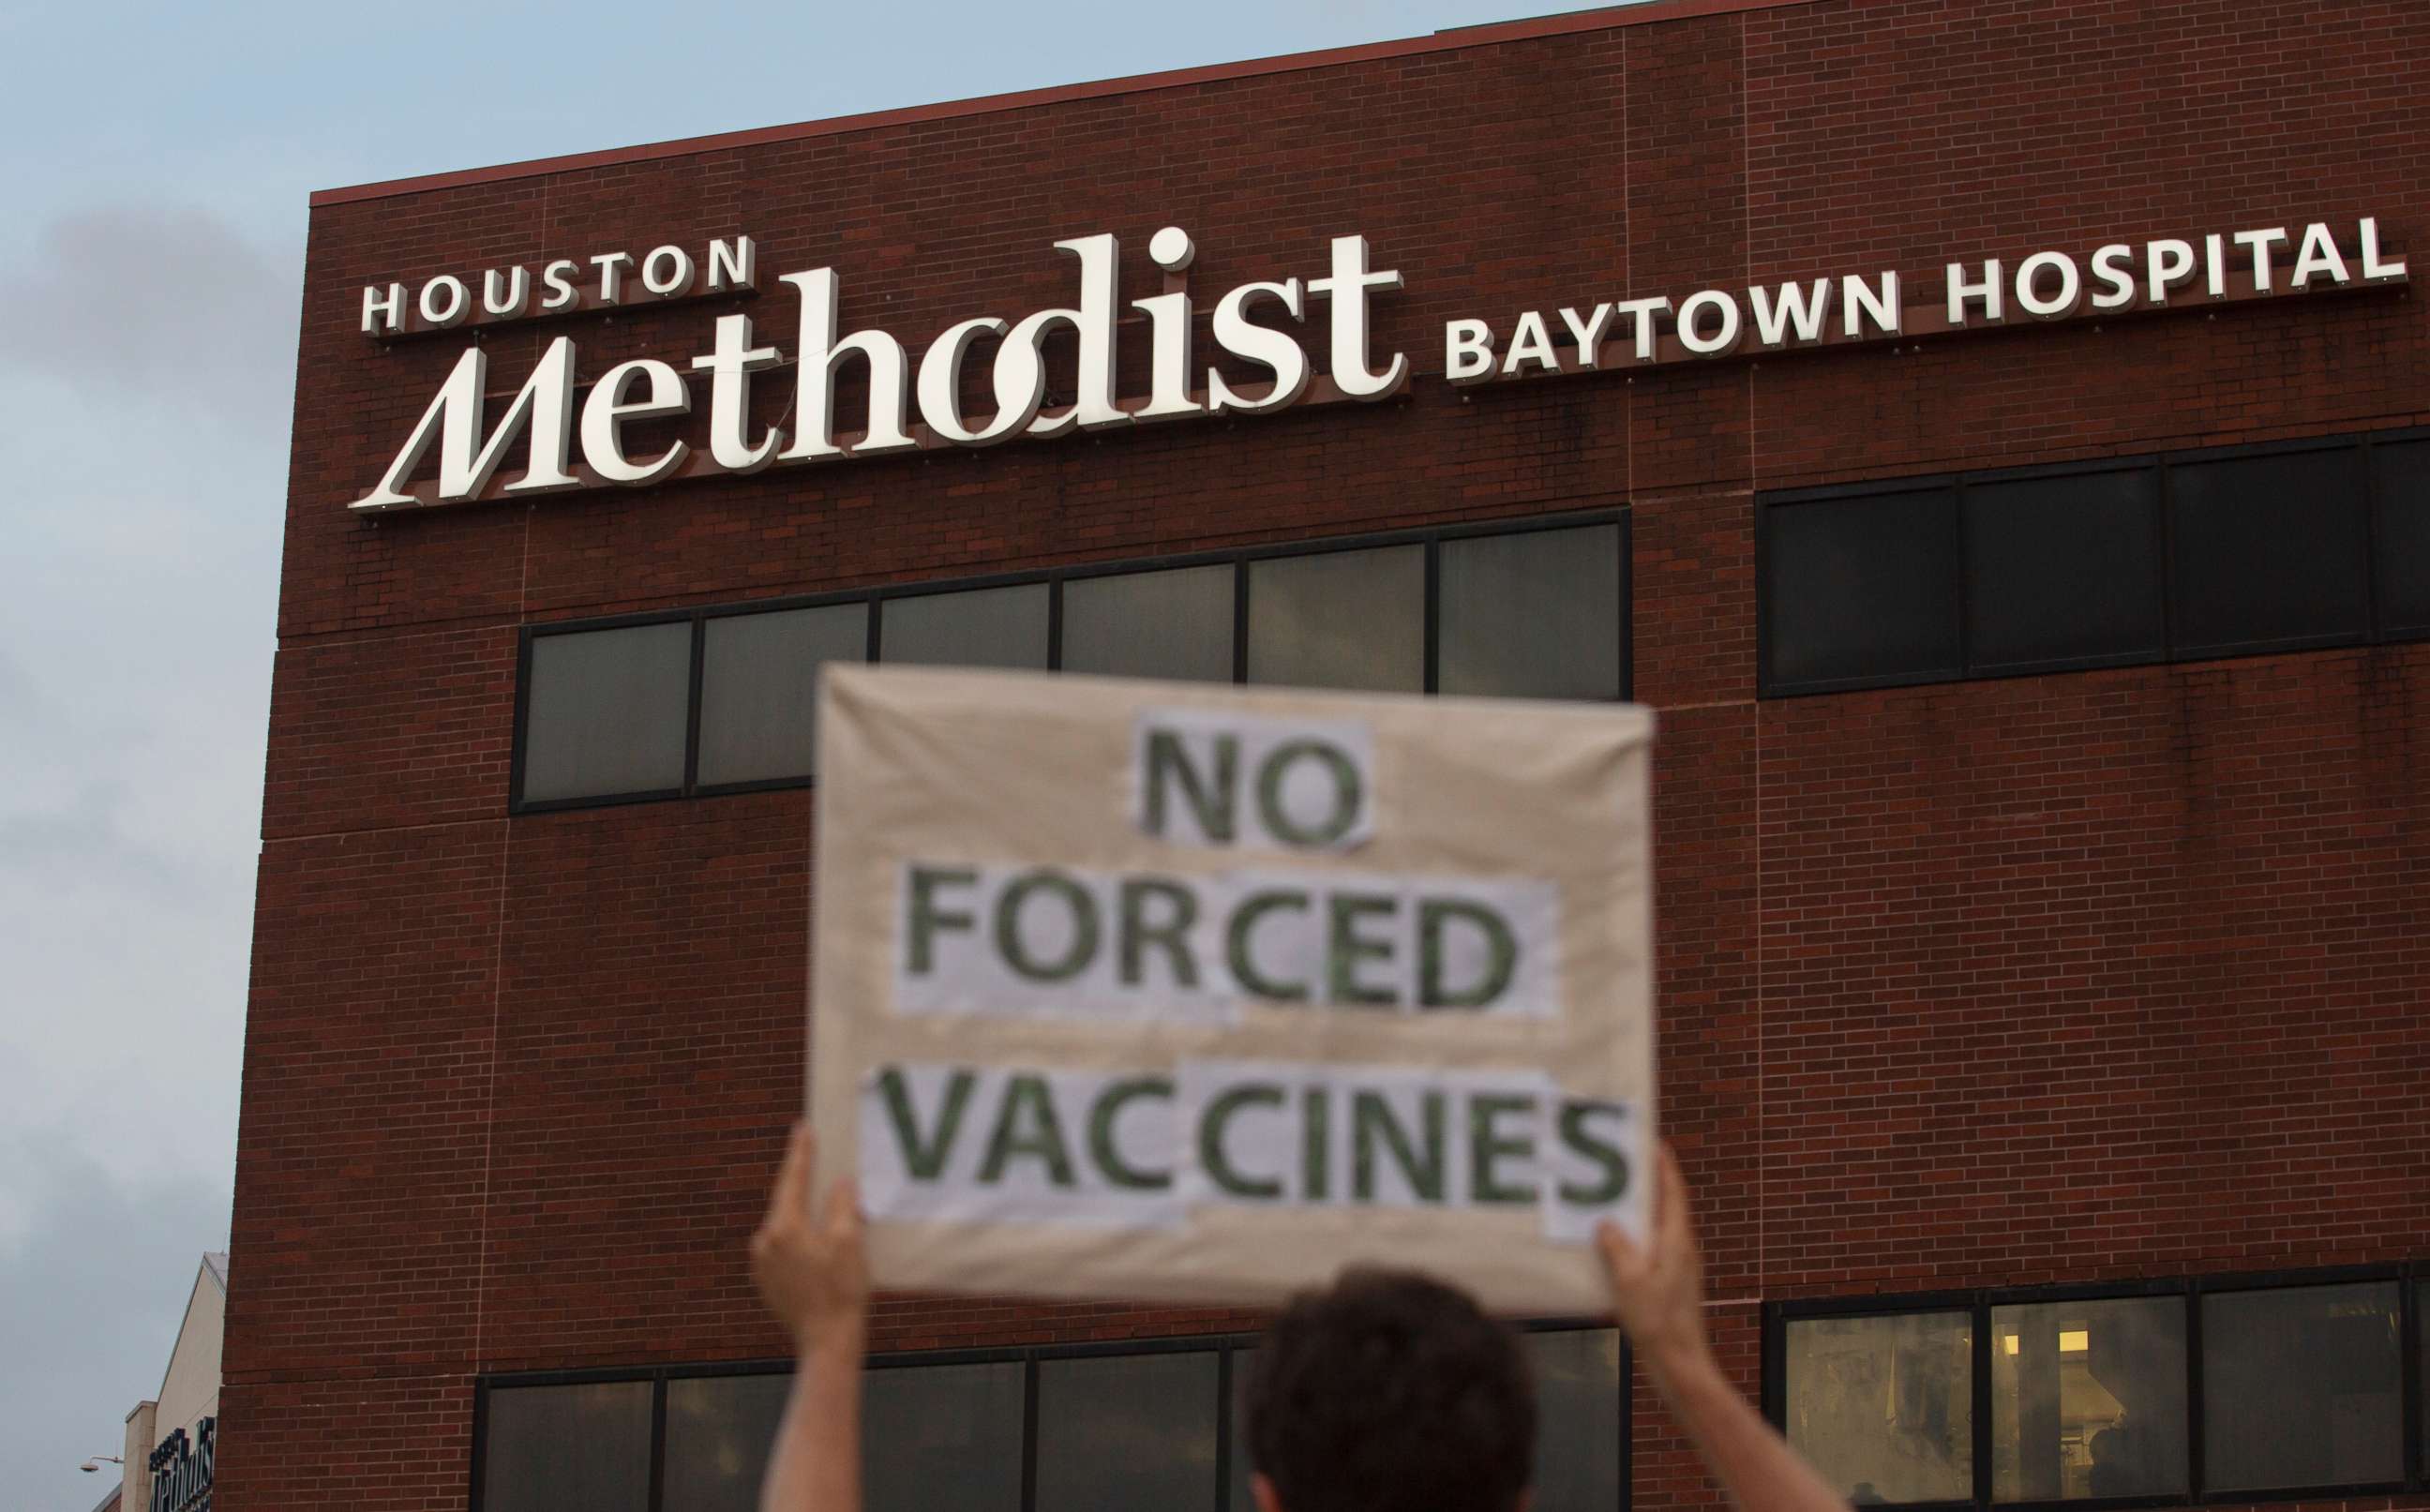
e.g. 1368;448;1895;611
1244;1267;1535;1512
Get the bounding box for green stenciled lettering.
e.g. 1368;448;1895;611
1088;1076;1175;1191
1555;1100;1632;1205
876;1065;976;1181
1327;892;1399;1007
1302;1083;1331;1202
1199;1082;1286;1200
978;1073;1077;1188
1468;1093;1538;1205
994;870;1099;982
1227;890;1310;1003
1418;898;1518;1010
1255;738;1364;848
1351;1088;1445;1203
905;865;978;976
1145;728;1237;843
1118;877;1200;989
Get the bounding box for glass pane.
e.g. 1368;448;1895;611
2201;1281;2403;1492
696;605;865;786
481;1381;652;1512
1037;1351;1220;1512
1963;471;2165;671
1990;1297;2186;1502
2370;438;2430;635
864;1360;1026;1512
1246;545;1425;693
1763;489;1961;690
665;1373;792;1512
1525;1328;1623;1512
1063;563;1237;682
1439;525;1624;700
881;583;1049;670
521;623;692;802
2168;447;2370;654
1784;1312;1973;1505
1227;1349;1258;1512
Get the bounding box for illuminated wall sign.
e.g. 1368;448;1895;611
351;217;2404;512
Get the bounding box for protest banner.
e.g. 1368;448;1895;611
808;664;1655;1314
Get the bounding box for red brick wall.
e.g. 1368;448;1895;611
227;2;2430;1508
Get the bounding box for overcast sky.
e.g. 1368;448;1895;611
0;1;1637;1505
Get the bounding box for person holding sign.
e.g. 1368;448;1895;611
750;1123;1851;1512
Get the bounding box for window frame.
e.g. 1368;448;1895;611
468;1319;1630;1512
1757;427;2430;699
1762;1263;2430;1512
510;509;1632;815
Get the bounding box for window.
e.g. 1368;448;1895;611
664;1374;791;1512
2202;1281;2404;1493
881;582;1051;670
1962;469;2164;674
1772;1269;2430;1509
480;1381;652;1512
2370;439;2430;636
1247;544;1428;693
519;622;693;802
697;604;866;786
2168;446;2370;656
1989;1297;2185;1502
863;1361;1025;1512
1760;427;2430;696
1441;524;1626;700
1526;1327;1626;1512
514;515;1629;813
479;1325;1628;1512
1063;563;1236;682
1782;1310;1974;1505
1037;1351;1222;1512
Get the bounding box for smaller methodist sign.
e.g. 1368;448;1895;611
808;666;1655;1312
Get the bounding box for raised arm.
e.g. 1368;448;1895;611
752;1123;870;1512
1596;1145;1851;1512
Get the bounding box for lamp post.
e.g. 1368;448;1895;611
81;1455;125;1473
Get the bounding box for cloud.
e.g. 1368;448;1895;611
0;1137;230;1508
0;205;294;430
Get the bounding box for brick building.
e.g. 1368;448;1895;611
231;2;2430;1510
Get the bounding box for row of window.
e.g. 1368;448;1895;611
473;1326;1625;1512
1761;428;2430;696
1769;1272;2430;1507
514;516;1628;810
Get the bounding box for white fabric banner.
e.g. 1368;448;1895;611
810;664;1656;1314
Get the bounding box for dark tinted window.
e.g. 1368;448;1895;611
482;1382;652;1512
2371;438;2430;635
697;605;865;786
1764;488;1961;690
664;1374;791;1512
864;1361;1026;1512
1784;1311;1974;1505
881;583;1049;670
1990;1297;2186;1502
1062;563;1237;682
1526;1328;1625;1512
521;623;693;802
2200;1282;2403;1492
1036;1351;1221;1512
1964;470;2164;671
2168;448;2370;655
1247;545;1426;692
1440;525;1625;699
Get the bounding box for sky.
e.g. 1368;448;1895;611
0;1;1644;1505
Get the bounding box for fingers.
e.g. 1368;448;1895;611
1595;1218;1645;1280
1655;1143;1692;1246
768;1120;817;1226
823;1174;864;1239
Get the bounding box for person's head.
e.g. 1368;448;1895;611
1243;1267;1536;1512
